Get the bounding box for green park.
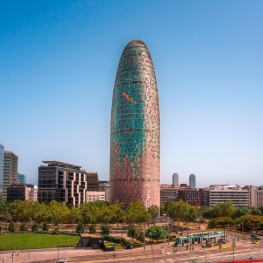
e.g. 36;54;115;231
0;199;263;251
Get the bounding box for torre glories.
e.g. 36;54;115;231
110;40;160;208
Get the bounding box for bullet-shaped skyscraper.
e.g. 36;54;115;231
110;40;160;208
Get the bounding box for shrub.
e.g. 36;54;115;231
101;224;110;236
31;222;38;232
8;221;15;233
42;222;49;231
104;236;122;243
20;223;27;232
127;227;137;239
89;224;96;234
136;231;144;242
103;244;115;251
52;226;60;235
76;222;84;234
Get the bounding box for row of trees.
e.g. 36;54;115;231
201;201;263;230
0;199;158;226
1;198;263;232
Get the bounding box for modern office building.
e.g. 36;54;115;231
7;183;37;202
110;40;160;208
160;185;179;206
3;151;18;199
206;185;249;207
178;189;209;207
86;172;99;191
38;161;88;205
189;174;196;189
172;173;179;186
0;144;4;199
17;173;26;184
86;191;105;202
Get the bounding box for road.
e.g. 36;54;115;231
1;238;263;263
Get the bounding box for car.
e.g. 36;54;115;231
56;260;67;263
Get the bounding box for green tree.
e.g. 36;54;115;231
167;200;189;226
89;224;96;234
211;201;234;218
145;226;166;241
67;206;82;225
20;222;27;232
136;230;145;242
101;224;110;235
127;227;137;240
76;222;84;234
148;205;159;225
8;221;15;232
42;222;49;231
126;202;149;225
251;209;261;215
52;226;60;235
0;199;11;226
31;222;38;232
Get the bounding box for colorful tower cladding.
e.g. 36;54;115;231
110;40;160;208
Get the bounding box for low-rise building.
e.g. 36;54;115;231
160;185;179;206
99;181;110;202
86;191;105;202
206;184;249;207
178;188;209;207
7;182;37;202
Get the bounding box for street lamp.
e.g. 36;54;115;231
11;252;19;263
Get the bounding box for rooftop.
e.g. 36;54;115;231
42;161;81;170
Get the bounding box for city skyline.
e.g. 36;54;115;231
0;1;262;187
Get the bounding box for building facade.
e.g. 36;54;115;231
17;173;26;184
160;185;180;206
110;40;160;208
0;144;4;199
178;189;209;207
38;161;88;205
7;183;37;202
3;151;18;199
86;172;99;191
86;191;105;202
99;181;110;203
189;174;196;189
172;173;179;186
206;185;249;207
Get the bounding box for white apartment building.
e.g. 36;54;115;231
206;184;249;207
86;191;105;202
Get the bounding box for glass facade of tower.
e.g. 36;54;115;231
110;40;160;208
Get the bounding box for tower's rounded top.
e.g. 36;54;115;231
125;39;147;48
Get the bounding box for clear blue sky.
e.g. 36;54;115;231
1;0;262;187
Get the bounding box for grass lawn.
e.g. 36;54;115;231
0;233;80;251
104;241;123;250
